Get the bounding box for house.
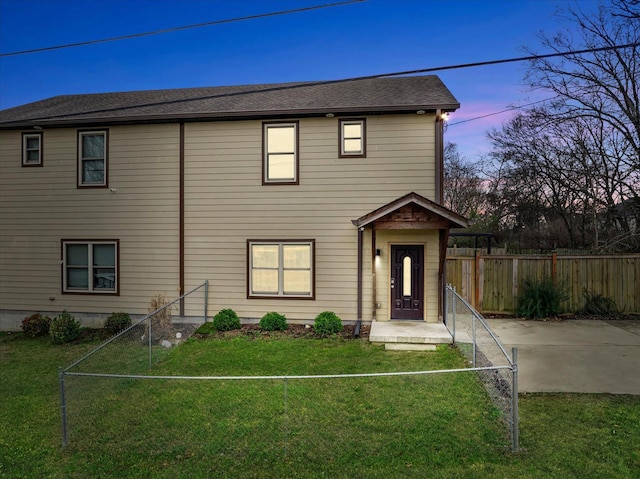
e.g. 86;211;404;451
0;76;468;331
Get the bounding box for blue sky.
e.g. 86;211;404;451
0;0;600;158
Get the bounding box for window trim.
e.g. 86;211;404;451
61;239;119;295
77;129;109;188
262;121;299;185
247;239;315;299
22;132;43;167
339;118;366;158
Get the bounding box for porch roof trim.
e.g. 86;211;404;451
351;192;469;229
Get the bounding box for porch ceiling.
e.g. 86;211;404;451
351;192;469;229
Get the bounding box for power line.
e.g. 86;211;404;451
352;42;640;80
0;0;366;57
447;96;560;126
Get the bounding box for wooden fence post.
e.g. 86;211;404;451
474;250;482;310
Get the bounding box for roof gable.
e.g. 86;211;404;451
352;192;469;229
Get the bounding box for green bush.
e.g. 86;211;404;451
314;311;343;335
104;312;131;335
21;313;51;337
49;311;81;344
212;308;241;332
578;290;620;316
259;312;288;331
195;322;217;335
516;277;568;319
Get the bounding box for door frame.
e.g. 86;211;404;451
389;243;425;321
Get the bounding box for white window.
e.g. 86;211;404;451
22;132;42;166
263;122;298;184
78;130;108;187
248;240;314;298
339;119;366;157
63;240;118;293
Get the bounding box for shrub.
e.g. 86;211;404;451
50;311;81;344
104;312;131;335
259;312;288;331
314;311;343;335
195;322;217;335
516;277;568;319
212;308;241;332
578;290;620;317
21;313;51;337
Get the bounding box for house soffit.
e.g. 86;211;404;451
351;192;469;230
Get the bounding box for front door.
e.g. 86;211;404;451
391;245;424;320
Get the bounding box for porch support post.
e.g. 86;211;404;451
355;226;363;336
371;227;377;321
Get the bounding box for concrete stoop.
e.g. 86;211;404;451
369;320;452;351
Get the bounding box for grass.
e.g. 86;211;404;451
1;332;639;478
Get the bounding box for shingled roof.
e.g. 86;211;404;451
0;75;459;129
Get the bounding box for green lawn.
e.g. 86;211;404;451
1;332;639;478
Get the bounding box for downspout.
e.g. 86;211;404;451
179;122;185;317
354;227;363;337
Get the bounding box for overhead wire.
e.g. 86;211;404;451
0;0;366;57
447;96;560;127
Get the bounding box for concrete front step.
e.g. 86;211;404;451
369;320;452;348
384;343;437;351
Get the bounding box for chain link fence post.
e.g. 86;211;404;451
59;370;68;447
511;347;519;452
204;280;209;321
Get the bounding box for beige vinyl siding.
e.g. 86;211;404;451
184;114;435;321
0;125;180;317
374;230;441;322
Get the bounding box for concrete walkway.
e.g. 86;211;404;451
486;319;640;394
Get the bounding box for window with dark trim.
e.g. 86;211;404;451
78;130;108;187
248;240;314;298
339;118;366;157
62;240;119;294
262;122;299;184
22;132;43;166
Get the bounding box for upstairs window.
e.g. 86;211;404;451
248;240;314;298
78;130;108;187
62;240;118;294
22;132;43;166
339;119;366;157
263;122;298;184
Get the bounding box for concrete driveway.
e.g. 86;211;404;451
485;319;640;395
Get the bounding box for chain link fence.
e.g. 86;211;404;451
59;281;518;455
60;281;209;445
445;284;519;451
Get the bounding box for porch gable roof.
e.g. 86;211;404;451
351;192;469;229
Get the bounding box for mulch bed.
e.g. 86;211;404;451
195;323;370;340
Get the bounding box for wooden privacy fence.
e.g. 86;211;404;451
446;252;640;314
